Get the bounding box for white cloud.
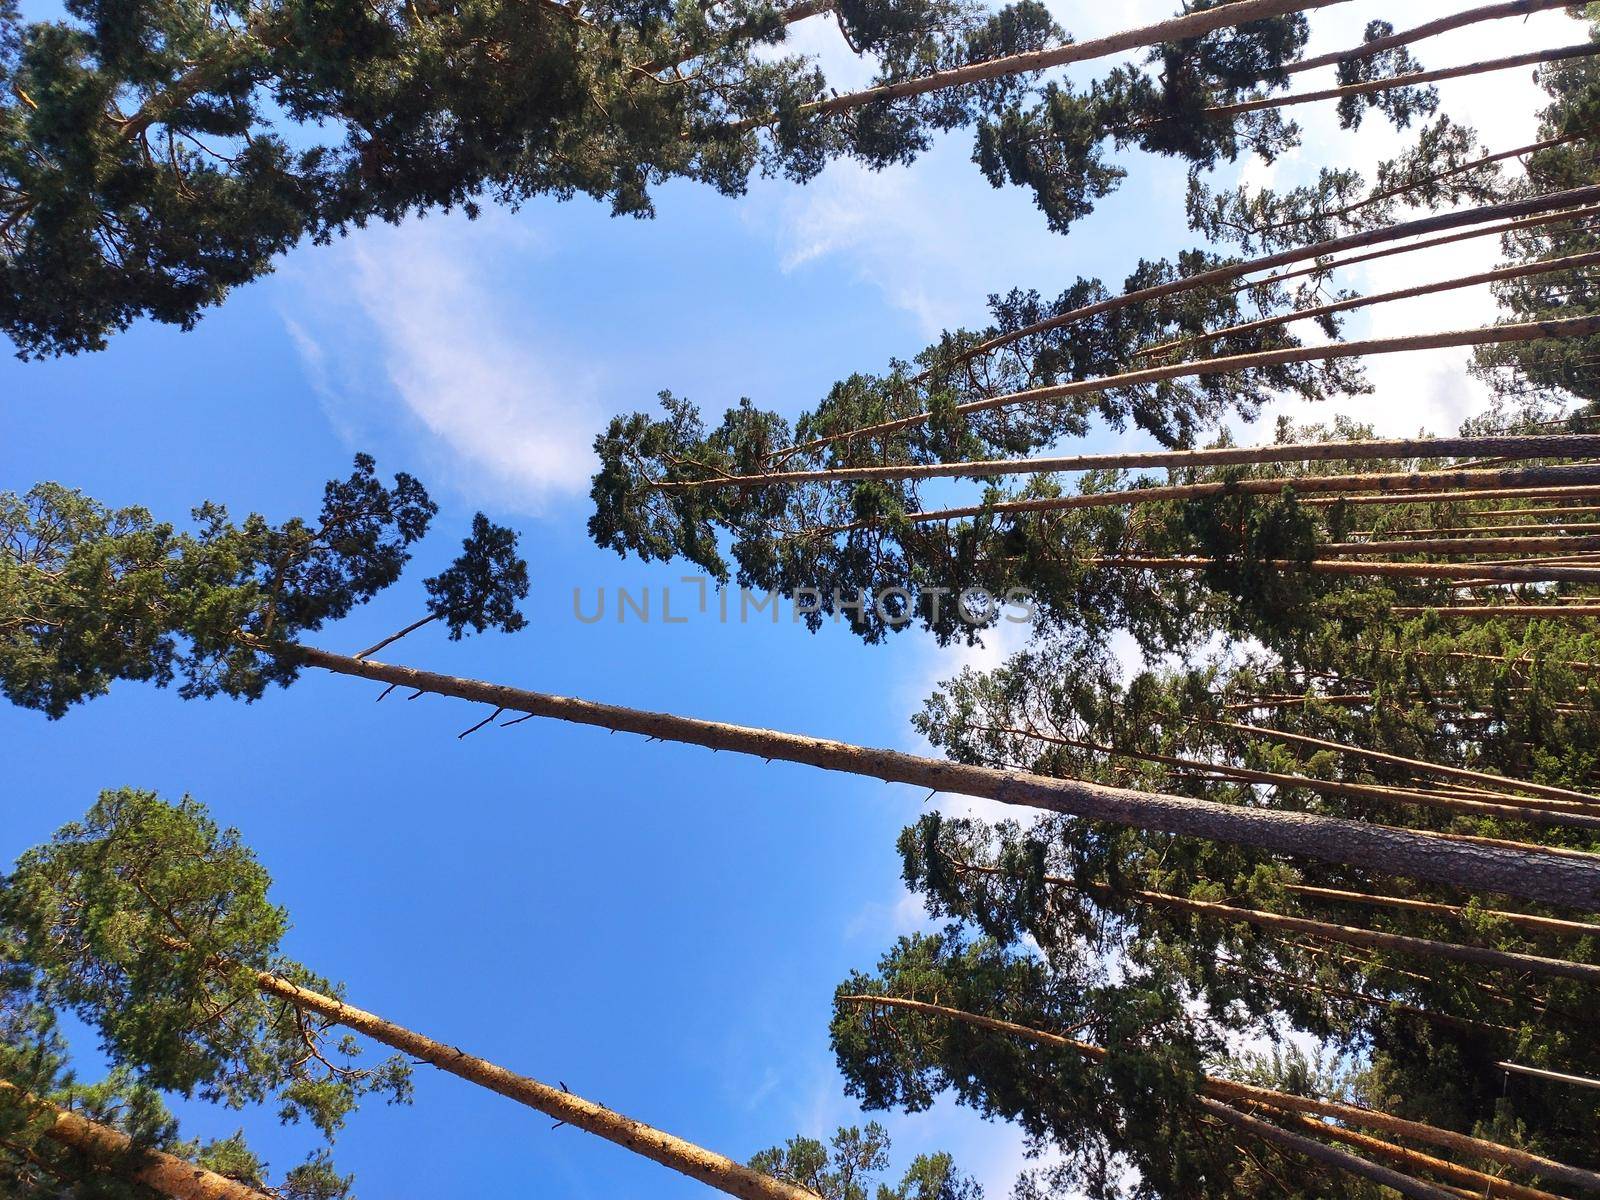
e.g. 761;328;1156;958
282;214;602;514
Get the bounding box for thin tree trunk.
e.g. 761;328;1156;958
955;859;1600;985
1239;1101;1563;1200
1089;555;1600;585
1193;44;1600;123
1368;522;1600;537
787;314;1600;456
1496;1062;1600;1091
1122;886;1600;985
1394;604;1600;618
972;724;1600;826
1213;960;1517;1035
1252;135;1575;236
288;645;1600;909
0;1081;271;1200
1199;1098;1459;1200
1283;884;1600;940
1216;720;1600;809
1139;250;1600;361
1236;201;1600;295
860;185;1600;403
1328;534;1600;556
834;995;1600;1192
241;972;814;1200
753;0;1352;123
658;433;1600;490
1467;505;1600;520
834;462;1600;530
1373;648;1600;674
645;0;833;73
1303;484;1600;507
1286;0;1576;75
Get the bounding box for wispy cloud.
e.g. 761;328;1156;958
282;213;602;514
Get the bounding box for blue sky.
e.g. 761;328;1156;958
0;4;1584;1197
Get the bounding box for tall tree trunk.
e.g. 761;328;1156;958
1304;483;1600;507
1199;1098;1459;1200
1394;604;1600;618
1239;201;1600;295
1282;885;1600;939
831;462;1600;533
660;433;1600;491
288;645;1600;908
1217;720;1600;809
1140;251;1600;361
1252;135;1576;236
1326;533;1600;555
239;973;814;1200
952;859;1600;984
864;185;1600;402
835;995;1600;1191
1195;43;1600;123
0;1082;271;1200
1239;1101;1563;1200
1090;553;1600;584
1213;960;1517;1034
1286;0;1576;75
967;723;1600;826
747;0;1352;123
791;314;1600;457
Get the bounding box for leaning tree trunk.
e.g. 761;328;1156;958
1198;1098;1459;1200
951;858;1600;984
1236;1101;1561;1200
240;972;814;1200
1139;251;1600;361
740;0;1351;123
835;995;1600;1193
1195;43;1600;123
1286;0;1574;75
288;645;1600;909
1214;720;1600;808
1252;134;1576;237
878;184;1600;397
851;461;1600;530
799;314;1600;455
660;433;1600;490
0;1082;271;1200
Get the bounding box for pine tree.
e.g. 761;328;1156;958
748;1122;982;1200
0;790;839;1200
5;0;1555;356
0;453;526;717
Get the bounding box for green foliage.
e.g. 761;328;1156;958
424;512;531;638
2;0;1451;355
0;819;358;1200
1332;20;1436;130
0;455;529;716
2;789;413;1136
749;1122;981;1200
1474;17;1600;402
1189;114;1502;253
587;273;1371;646
826;930;1361;1200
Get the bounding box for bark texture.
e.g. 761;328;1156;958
292;646;1600;909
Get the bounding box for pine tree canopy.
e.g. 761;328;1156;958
748;1122;982;1200
1;0;1479;357
0;454;528;716
585;8;1600;647
0;789;402;1198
